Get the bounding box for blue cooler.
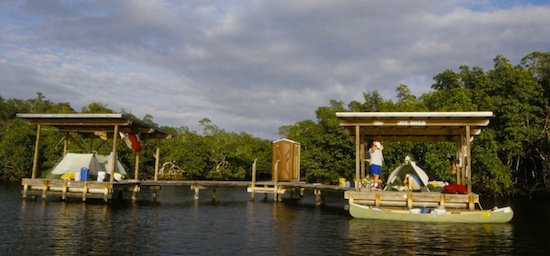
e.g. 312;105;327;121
80;167;89;181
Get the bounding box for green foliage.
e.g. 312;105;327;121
0;118;35;179
3;51;550;197
471;130;513;196
81;102;114;113
0;93;77;180
160;121;272;181
284;104;355;184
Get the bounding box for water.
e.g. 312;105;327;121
1;181;550;255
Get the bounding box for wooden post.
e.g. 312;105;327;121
360;143;365;180
103;183;109;202
62;180;68;200
134;151;140;180
31;125;41;179
355;125;360;191
82;182;88;202
132;185;139;201
468;194;475;210
41;180;48;198
22;179;28;199
460;135;467;185
455;144;461;185
109;125;119;184
152;190;157;201
274;160;279;202
466;125;472;194
314;189;322;206
250;159;257;201
154;138;160;181
193;184;200;200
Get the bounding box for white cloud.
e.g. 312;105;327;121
1;0;549;139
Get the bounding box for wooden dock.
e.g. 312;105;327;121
21;178;353;205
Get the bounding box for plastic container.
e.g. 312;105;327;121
80;167;89;181
114;172;123;181
421;206;428;213
97;171;106;182
410;208;421;214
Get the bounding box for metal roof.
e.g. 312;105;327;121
16;113;175;139
336;111;493;142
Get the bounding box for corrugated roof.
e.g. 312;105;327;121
16;113;175;139
336;111;492;142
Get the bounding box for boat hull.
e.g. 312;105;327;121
349;200;514;223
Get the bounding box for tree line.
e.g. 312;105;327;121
1;52;549;196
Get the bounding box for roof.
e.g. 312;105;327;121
16;113;175;139
336;111;493;142
273;138;300;144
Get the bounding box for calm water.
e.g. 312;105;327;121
1;181;550;255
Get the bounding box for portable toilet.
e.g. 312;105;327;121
272;139;301;181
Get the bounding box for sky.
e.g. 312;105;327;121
1;0;549;140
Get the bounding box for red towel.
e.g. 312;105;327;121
128;134;141;152
444;183;468;194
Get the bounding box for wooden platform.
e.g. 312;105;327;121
21;178;353;204
22;178;142;202
21;178;478;211
345;190;479;210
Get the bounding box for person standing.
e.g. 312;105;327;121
369;140;384;189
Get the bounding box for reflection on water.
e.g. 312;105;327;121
2;182;550;255
271;202;300;255
348;218;513;255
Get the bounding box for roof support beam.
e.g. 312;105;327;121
154;138;161;181
109;124;119;183
355;125;360;191
466;125;472;193
134;151;140;180
31;125;41;179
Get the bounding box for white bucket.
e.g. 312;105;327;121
74;171;81;181
97;171;106;182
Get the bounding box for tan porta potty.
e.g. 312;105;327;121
272;139;301;181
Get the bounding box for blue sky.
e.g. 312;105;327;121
1;0;549;139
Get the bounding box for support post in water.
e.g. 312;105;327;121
250;159;257;201
273;160;279;202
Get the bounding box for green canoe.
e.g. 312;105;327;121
349;199;514;223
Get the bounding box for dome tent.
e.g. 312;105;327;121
386;156;429;188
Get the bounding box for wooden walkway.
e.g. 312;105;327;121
21;178;478;210
21;178;352;205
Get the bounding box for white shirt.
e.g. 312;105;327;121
369;147;384;166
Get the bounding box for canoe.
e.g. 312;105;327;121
349;199;514;223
